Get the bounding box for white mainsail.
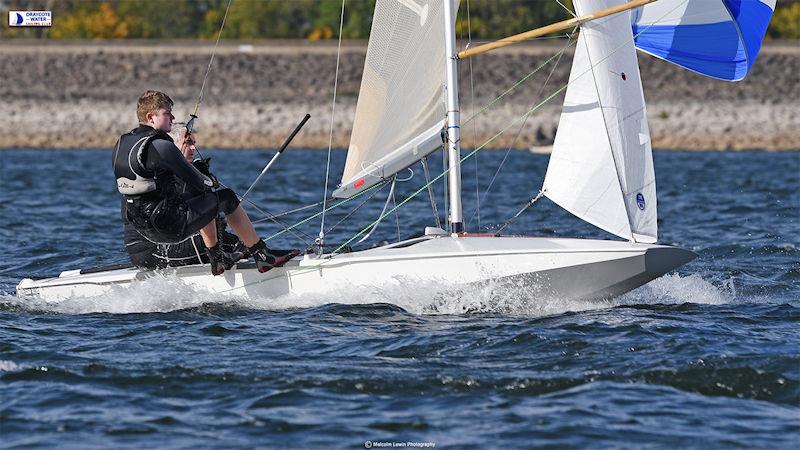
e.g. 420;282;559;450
543;0;657;243
333;0;451;199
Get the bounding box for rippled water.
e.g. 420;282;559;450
1;149;798;448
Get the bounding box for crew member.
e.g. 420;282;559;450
113;90;299;275
121;128;244;269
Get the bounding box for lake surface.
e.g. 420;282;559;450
1;149;798;448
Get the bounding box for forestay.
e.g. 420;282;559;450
544;0;656;243
333;0;452;199
632;0;777;81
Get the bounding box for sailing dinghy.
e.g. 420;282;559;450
17;0;775;303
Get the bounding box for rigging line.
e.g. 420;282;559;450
356;177;396;245
237;193;317;245
495;190;546;234
213;176;317;244
190;235;203;265
464;0;481;230
252;197;334;224
319;0;347;246
556;0;577;19
420;157;441;229
265;180;387;242
466;32;576;226
224;5;690;285
460;35;576;128
324;180;389;237
192;0;233;118
215;21;690;295
463;34;574;46
393;181;401;242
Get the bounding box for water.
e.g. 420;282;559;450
1;149;798;448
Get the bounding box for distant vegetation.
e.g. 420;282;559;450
2;0;798;40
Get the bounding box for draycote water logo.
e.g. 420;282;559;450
8;11;52;27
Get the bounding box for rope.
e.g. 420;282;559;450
356;178;396;245
252;197;333;224
467;33;575;226
392;181;401;241
318;0;347;251
556;0;577;18
460;34;577;128
191;0;233;119
462;0;481;229
190;235;204;264
421;157;441;229
216;179;317;245
495;189;546;234
322;180;389;237
238;194;317;245
264;180;387;243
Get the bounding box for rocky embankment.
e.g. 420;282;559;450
0;40;798;150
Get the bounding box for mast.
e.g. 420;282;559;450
443;0;464;233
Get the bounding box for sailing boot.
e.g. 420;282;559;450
207;244;241;276
248;239;300;273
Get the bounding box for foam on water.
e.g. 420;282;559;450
3;271;736;317
0;360;21;372
616;273;734;306
3;274;246;314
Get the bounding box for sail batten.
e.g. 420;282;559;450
544;0;657;243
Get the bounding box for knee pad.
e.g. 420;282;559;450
217;188;241;215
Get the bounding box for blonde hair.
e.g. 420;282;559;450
136;90;174;123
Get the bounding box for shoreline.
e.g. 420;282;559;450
1;40;797;151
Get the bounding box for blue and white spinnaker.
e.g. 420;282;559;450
632;0;776;81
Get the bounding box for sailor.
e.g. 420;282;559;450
121;129;245;270
114;90;299;275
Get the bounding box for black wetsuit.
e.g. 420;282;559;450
114;125;242;266
123;208;242;269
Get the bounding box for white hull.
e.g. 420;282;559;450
16;236;695;304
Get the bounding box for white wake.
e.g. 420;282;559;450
3;271;736;316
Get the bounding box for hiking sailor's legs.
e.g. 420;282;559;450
199;220;218;248
225;205;259;248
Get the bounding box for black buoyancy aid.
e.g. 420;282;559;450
113;126;172;196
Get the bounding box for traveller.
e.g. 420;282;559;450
113;90;299;275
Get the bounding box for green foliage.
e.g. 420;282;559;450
768;0;800;39
456;0;574;39
0;0;796;40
